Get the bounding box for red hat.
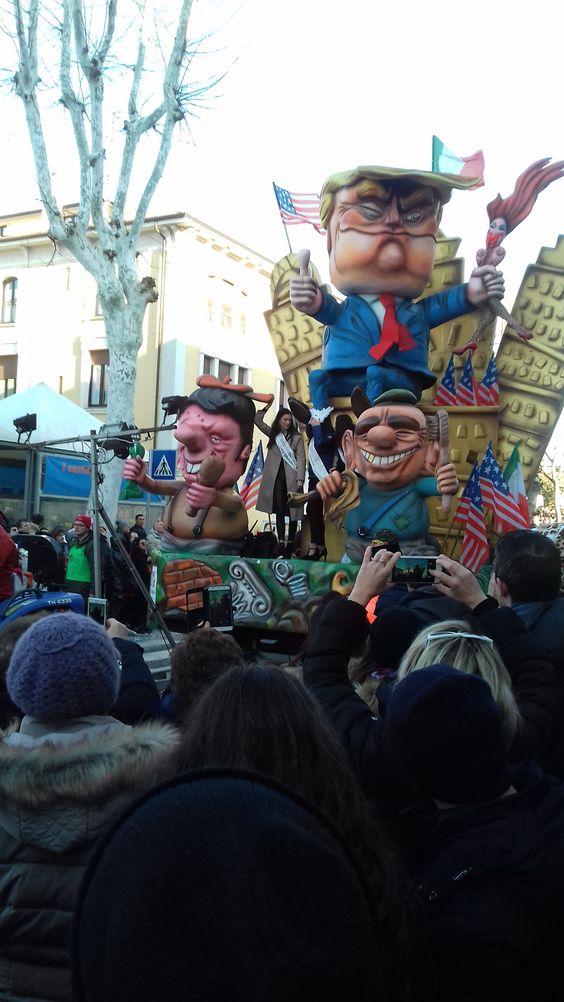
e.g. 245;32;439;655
74;515;92;530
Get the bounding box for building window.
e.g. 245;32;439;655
94;291;103;317
200;354;250;386
0;355;16;399
88;349;110;407
221;303;232;330
277;379;287;410
1;278;17;324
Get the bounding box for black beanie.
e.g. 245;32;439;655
384;665;512;805
73;769;382;1002
369;606;424;671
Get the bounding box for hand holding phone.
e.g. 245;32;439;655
105;618;128;640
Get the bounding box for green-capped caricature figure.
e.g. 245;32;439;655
315;389;459;562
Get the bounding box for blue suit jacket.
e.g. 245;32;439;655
314;285;473;384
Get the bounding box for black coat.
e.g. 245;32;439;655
302;597;558;809
302;598;393;807
112;638;160;725
402;763;564;1002
512;598;564;777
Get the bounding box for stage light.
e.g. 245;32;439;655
161;395;188;419
13;413;37;443
98;422;138;459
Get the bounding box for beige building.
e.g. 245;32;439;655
0;207;283;526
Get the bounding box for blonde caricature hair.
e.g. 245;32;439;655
397;619;521;744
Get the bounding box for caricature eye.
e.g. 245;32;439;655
358;201;386;221
403;210;423;223
210;435;222;444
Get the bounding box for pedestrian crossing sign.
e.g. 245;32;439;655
150;449;176;480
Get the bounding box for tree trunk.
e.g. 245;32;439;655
98;306;144;520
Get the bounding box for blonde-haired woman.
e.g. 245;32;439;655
398;616;555;766
398;619;520;745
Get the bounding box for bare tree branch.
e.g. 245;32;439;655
69;0;111;239
60;1;91;230
13;0;65;241
128;110;176;245
113;0;192;230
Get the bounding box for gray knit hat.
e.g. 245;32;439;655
7;612;120;721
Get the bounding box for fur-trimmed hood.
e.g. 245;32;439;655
0;716;180;853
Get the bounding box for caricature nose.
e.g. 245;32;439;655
368;424;396;449
176;425;205;450
383;196;401;227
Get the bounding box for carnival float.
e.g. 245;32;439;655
124;158;564;638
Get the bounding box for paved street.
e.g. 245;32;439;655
132;628;183;691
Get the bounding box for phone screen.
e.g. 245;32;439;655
207;585;234;631
186;588;206;631
87;597;107;627
391;556;437;584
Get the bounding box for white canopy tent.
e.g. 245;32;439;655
0;422;16;443
0;383;103;449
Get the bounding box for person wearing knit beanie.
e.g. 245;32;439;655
383;663;512;806
7;612;120;721
73;515;92;531
383;665;564;1002
368;606;424;674
0;611;180;1002
73;769;384;1002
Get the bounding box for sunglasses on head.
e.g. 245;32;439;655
425;631;494;647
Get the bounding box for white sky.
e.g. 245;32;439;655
2;0;563;457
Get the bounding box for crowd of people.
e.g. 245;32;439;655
0;526;563;999
0;509;158;632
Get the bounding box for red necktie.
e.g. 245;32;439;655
369;293;416;361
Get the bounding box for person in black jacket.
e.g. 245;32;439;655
384;664;564;1002
302;547;558;811
128;513;147;541
302;547;401;809
128;537;151;633
106;618;160;724
432;550;564;776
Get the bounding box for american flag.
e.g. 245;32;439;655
476;354;500;406
479;442;529;533
455;356;477;406
273;184;325;233
239;442;264;511
453;461;478;524
458;464;489;572
433;354;457;406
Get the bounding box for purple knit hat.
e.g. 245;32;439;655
7;612;120;721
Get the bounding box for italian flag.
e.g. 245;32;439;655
432;136;485;189
503;445;530;527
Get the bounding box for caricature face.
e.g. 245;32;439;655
343;404;434;489
486;217;508;248
174;404;251;489
327;180;441;298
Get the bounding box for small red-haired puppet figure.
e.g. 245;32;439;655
455;158;564;354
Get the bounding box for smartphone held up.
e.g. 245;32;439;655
186;585;234;632
87;597;107;627
391;556;437;585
